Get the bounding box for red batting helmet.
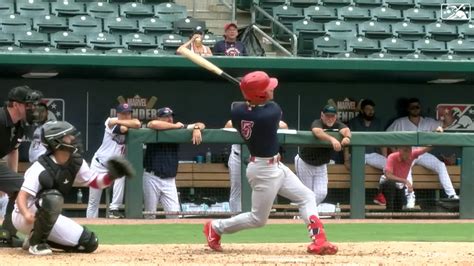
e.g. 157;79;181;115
240;71;278;104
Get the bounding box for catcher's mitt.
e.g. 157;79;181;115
106;156;136;179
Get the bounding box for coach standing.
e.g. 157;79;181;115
0;85;42;247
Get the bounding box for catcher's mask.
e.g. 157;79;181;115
41;121;83;154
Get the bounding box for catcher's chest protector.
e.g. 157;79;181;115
37;153;83;195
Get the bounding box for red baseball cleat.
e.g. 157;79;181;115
203;221;222;252
373;192;386;206
307;241;338;255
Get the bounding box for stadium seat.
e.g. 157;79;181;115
293;19;326;56
290;0;320;8
138;17;173;34
14;31;50;47
384;0;416;10
0;32;13;45
392;21;425;40
447;38;474;54
324;20;357;39
313;35;347;56
371;7;404;22
332;51;366;58
33;15;68;33
120;2;154;18
104;16;138;33
303;5;338;23
104;48;137;55
0;46;30;54
367;51;401;58
86;2;119;19
353;0;383;7
320;0;352;7
414;38;448;55
31;46;67;53
16;0;50;18
445;0;474;4
403;52;433;59
51;0;86;17
0;1;14;15
50;31;86;48
438;53;468;60
403;8;437;23
141;48;168;55
272;5;305;41
425;22;458;41
0;14;32;33
86;31;122;49
337;6;371;21
201;33;224;48
121;32;157;50
347;36;381;54
157;33;186;52
416;0;445;9
173;17;206;36
457;22;474;38
67;47;103;54
69;15;102;34
154;2;187;22
358;20;393;39
256;0;287;26
381;37;415;54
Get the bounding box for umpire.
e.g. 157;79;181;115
0;85;42;247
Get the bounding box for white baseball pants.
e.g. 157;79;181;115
86;176;125;218
294;155;328;205
143;171;180;219
227;151;242;212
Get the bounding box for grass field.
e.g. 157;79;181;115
87;223;474;244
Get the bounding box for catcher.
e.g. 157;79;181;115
12;121;135;255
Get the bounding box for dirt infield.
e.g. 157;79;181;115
1;219;473;265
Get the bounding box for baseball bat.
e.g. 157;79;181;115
146;96;157;109
177;46;240;86
117;96;126;104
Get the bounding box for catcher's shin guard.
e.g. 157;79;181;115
30;190;63;246
307;215;338;255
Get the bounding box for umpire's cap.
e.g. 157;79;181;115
8;85;42;103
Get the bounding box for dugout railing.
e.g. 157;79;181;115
125;129;474;219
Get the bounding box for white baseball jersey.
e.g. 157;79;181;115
386;116;441;132
90;118;126;172
28;125;47;162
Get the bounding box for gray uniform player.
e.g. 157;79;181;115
204;71;337;255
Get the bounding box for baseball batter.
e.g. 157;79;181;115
86;103;140;219
225;120;288;212
13;121;134;255
204;71;337;255
387;98;459;209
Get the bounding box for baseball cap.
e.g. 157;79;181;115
224;22;238;31
157;107;174;117
116;103;132;113
322;105;337;115
360;99;375;109
240;71;278;92
8;85;39;103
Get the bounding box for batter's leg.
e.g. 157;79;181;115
228;154;242;212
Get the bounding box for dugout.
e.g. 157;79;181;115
0;56;473;218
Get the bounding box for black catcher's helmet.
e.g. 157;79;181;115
41;121;82;154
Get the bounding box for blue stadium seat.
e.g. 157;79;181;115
201;33;224;48
353;0;383;7
15;30;50;47
293;19;326;56
416;0;445;9
313;35;347;56
272;5;305;41
104;16;138;33
347;36;381;54
381;37;415;54
0;45;30;54
154;2;187;22
324;20;357;39
50;31;86;48
358;20;393;39
69;15;102;34
138;17;173;34
0;0;14;15
68;47;103;54
371;6;404;22
31;46;67;53
457;22;474;38
338;6;371;21
425;22;458;41
303;5;338;23
121;32;157;50
120;2;154;18
86;31;122;49
367;51;401;58
403;8;437;23
86;2;119;19
447;38;474;54
51;0;86;17
392;21;425;40
16;0;50;18
414;38;448;55
0;14;32;33
384;0;416;10
256;0;287;26
33;15;68;33
157;33;186;52
104;47;137;55
320;0;352;7
0;32;13;45
173;17;206;36
290;0;320;8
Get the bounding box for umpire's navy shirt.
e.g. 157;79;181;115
0;106;24;158
231;101;281;157
143;143;179;178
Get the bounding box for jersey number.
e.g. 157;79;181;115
241;120;254;140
